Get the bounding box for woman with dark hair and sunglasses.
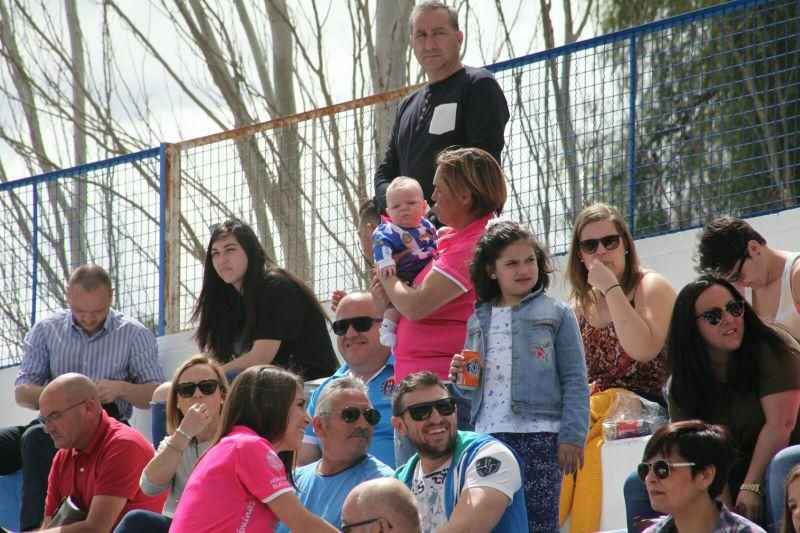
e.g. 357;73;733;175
170;366;338;532
115;355;228;532
193;219;338;379
638;420;764;532
668;275;800;525
626;275;800;530
566;203;676;403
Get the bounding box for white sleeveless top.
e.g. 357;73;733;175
774;253;800;340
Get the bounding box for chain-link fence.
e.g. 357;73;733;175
165;0;798;331
1;0;798;361
0;150;161;368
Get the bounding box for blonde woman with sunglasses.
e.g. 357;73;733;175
115;356;228;533
566;203;676;403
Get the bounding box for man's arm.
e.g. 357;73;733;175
95;380;158;410
297;442;322;467
39;495;127;533
14;382;44;410
436;486;510;533
373;104;402;214
462;75;509;164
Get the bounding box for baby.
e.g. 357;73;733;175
372;177;437;347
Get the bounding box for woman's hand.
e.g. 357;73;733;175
449;353;465;382
558;443;584;475
734;488;763;524
179;402;213;439
329;289;347;312
586;259;619;294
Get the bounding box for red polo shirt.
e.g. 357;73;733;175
45;410;166;527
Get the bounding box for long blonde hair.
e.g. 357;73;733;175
566;203;643;312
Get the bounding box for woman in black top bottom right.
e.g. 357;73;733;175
666;275;800;525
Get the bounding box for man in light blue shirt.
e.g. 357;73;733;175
299;291;395;467
0;265;163;531
276;376;393;533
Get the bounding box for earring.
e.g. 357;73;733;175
490;274;496;279
625;250;629;255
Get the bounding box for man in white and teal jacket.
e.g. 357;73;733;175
392;371;528;532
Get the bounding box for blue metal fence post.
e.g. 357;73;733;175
627;35;637;235
31;182;39;328
158;143;167;337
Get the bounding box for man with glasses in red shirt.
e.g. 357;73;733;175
37;373;164;532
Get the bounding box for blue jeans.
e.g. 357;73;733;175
114;509;171;533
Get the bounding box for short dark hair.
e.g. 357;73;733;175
696;217;766;274
68;265;112;293
392;371;449;416
643;420;734;499
470;220;553;302
410;1;459;31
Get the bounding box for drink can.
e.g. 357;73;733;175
458;350;482;390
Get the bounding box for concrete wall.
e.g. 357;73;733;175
2;206;798;433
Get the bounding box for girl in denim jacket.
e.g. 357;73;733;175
449;220;590;532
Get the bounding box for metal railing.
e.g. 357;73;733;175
1;0;797;366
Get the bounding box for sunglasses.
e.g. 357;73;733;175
332;316;382;336
696;299;745;325
175;379;220;398
398;397;456;422
727;249;750;283
340;518;393;532
637;459;696;482
321;406;381;426
579;234;622;254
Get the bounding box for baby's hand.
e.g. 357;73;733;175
379;265;396;280
448;354;465;382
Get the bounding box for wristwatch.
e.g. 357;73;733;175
739;483;765;497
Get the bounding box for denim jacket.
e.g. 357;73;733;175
461;286;590;447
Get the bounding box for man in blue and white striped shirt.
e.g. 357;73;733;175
0;264;164;531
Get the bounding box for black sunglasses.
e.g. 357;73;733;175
175;379;220;398
728;248;750;283
579;234;622;254
398;397;456;422
321;406;381;426
637;459;696;482
696;299;746;326
332;316;382;336
340;517;393;532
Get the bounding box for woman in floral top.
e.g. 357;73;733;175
565;203;676;403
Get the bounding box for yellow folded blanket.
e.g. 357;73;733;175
559;388;626;533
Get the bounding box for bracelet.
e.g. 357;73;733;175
603;283;621;296
174;428;192;442
739;483;765;497
166;439;186;454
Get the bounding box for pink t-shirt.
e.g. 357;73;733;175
170;426;293;533
394;213;492;381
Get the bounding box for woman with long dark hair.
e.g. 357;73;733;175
625;275;800;529
169;366;338;532
192;219;338;379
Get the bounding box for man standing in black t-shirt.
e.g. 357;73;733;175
373;0;509;214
